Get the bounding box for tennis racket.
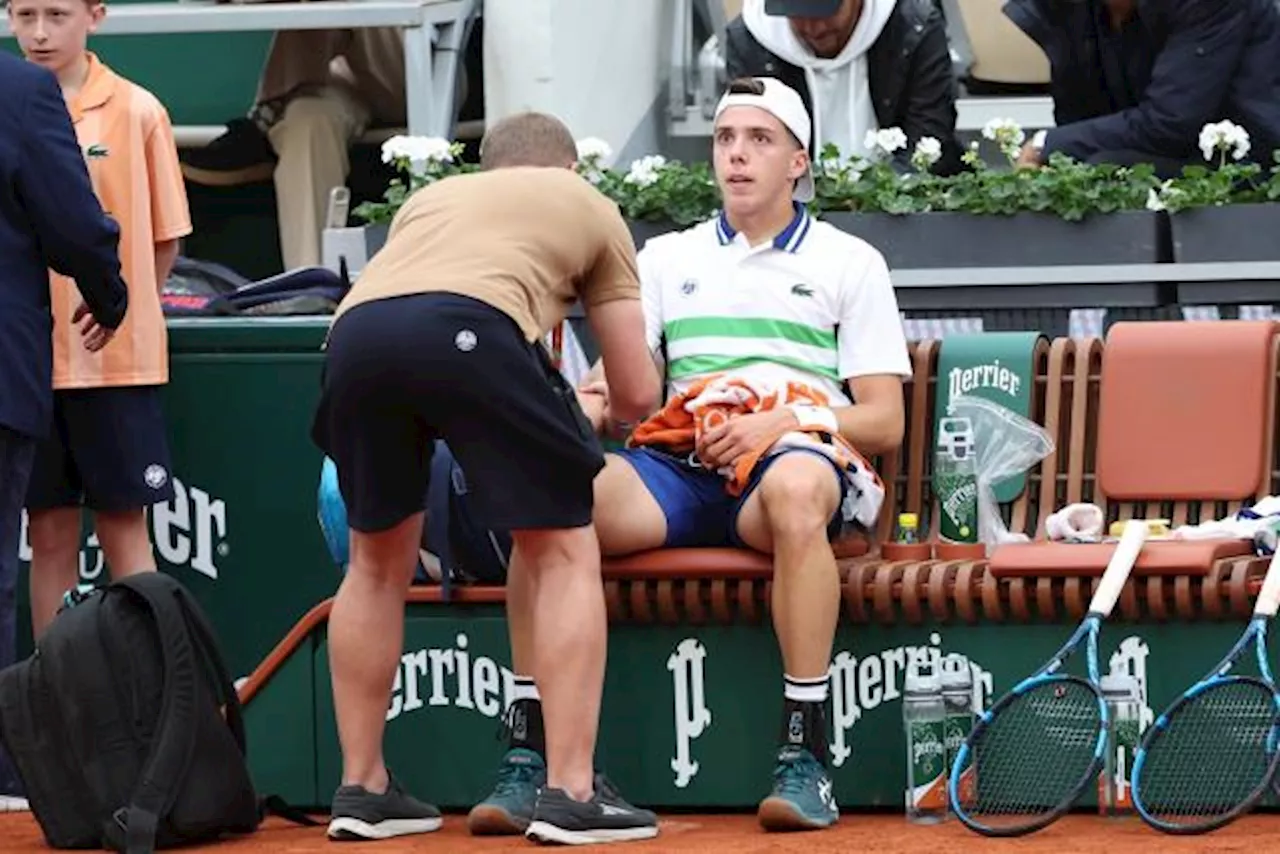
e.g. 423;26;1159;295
948;519;1148;836
1130;548;1280;834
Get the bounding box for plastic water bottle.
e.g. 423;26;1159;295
895;512;920;544
935;417;979;544
903;656;948;824
1098;673;1142;816
941;653;974;809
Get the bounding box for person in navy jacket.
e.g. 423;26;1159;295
0;50;129;801
1006;0;1280;177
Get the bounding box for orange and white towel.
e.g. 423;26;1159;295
629;374;886;528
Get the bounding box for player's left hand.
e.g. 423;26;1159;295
697;409;799;468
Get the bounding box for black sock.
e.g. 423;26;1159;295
507;697;545;757
782;675;830;765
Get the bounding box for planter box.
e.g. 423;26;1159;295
321;222;390;279
1168;203;1280;312
629;219;684;251
1170;203;1280;262
822;211;1171;338
821;210;1167;268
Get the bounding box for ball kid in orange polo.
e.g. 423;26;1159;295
7;0;192;637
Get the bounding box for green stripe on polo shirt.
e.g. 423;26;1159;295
667;354;841;383
664;317;836;351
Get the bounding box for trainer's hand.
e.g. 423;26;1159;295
73;302;116;352
697;409;799;468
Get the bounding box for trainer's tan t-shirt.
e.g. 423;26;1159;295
332;167;640;342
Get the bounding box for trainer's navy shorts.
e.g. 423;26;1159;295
25;385;176;513
312;293;604;533
611;446;849;548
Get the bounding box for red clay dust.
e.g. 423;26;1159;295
3;811;1277;853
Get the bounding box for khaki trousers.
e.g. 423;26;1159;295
256;28;407;270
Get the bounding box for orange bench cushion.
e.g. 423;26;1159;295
602;536;868;580
989;538;1252;578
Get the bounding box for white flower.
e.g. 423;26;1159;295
864;127;908;157
982;118;1026;159
1198;120;1250;162
624;154;668;187
911;136;942;169
381;135;455;172
1145;188;1166;212
575;137;613;165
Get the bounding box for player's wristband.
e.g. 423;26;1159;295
787;405;838;434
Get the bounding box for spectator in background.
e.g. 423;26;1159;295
1006;0;1280;177
179;28;407;272
0;48;129;808
725;0;963;174
8;0;192;638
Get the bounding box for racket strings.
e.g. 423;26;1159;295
954;679;1103;829
1135;680;1280;826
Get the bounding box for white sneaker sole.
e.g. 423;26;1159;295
327;815;443;840
525;820;659;845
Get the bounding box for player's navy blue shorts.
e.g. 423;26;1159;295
25;385;176;513
612;446;850;548
311;293;605;533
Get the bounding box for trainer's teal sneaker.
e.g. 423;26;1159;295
756;746;839;831
466;747;546;835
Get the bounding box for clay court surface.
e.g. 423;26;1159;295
4;811;1278;852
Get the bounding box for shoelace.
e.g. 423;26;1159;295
772;754;818;796
492;755;542;797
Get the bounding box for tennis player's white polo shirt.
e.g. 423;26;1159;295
637;203;912;406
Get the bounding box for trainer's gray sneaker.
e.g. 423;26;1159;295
327;774;442;841
525;774;658;845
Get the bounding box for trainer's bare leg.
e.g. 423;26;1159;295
27;507;82;638
514;524;606;800
734;452;843;830
330;511;422;791
95;509;157;579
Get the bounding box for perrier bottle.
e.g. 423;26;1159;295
935;416;979;544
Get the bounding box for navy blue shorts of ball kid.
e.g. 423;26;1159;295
25;385;175;513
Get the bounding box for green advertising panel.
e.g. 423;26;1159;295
15;318;338;681
934;332;1043;504
263;606;1261;814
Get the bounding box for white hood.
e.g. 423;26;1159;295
742;0;896;161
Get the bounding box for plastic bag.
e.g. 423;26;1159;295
946;394;1055;549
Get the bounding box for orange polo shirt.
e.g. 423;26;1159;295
51;52;192;389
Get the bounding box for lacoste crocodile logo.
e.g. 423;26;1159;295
791;283;814;297
85;144;109;159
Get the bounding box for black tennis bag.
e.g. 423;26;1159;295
0;572;308;852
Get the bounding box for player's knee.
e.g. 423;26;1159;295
758;456;839;543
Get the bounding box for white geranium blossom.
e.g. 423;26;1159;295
624;155;668;187
982;118;1026;159
1198;120;1250;162
381;135;454;172
575;137;613;165
864;127;908;157
911;136;942;170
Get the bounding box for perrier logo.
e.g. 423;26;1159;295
948;359;1021;400
911;721;946;776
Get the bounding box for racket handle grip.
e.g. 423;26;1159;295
1255;550;1280;618
1089;519;1147;617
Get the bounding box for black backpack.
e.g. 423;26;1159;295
0;572;314;853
